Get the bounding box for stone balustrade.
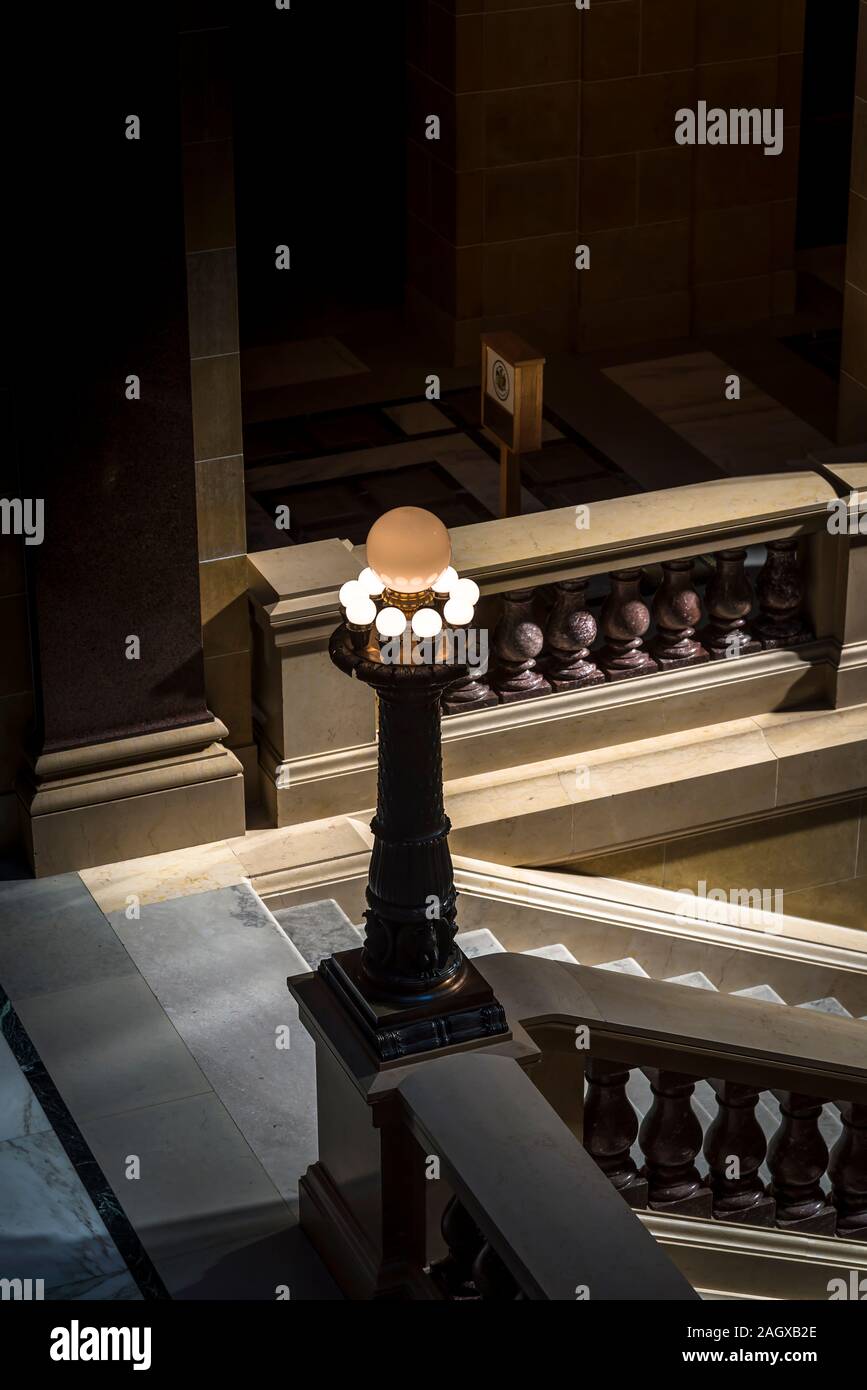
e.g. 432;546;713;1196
583;1063;866;1239
248;463;867;826
442;541;813;715
291;913;867;1299
475;952;867;1260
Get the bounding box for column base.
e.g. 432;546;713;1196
17;716;245;877
318;946;510;1064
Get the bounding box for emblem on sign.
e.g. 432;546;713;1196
485;347;515;417
492;359;509;402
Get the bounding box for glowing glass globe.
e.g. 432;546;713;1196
411;607;443;638
345;595;377;627
433;566;459;596
375;606;408;638
451;577;480;605
443;597;474;627
366;507;451;596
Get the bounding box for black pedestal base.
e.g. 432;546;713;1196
319;947;509;1063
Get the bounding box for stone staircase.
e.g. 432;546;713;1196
271;897;861;1185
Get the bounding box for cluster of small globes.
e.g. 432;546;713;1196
338;567;480;639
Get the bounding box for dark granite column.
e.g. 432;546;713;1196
11;6;244;873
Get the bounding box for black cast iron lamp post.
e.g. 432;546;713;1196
322;506;508;1062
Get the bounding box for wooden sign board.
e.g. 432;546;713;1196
480;332;545;456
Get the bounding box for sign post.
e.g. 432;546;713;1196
480;332;545;518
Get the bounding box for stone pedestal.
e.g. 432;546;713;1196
17;718;243;878
289;967;527;1301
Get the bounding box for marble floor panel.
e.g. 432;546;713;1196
14;974;213;1124
107;884;319;1209
0;1128;141;1300
0;872;341;1299
0;872;138;999
158;1222;341;1301
0;1033;52;1143
82;1092;295;1264
241;337;368;392
243;385;641;551
603;352;829;476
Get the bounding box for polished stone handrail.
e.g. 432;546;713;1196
398;1051;699;1301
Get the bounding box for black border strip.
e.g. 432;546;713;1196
0;988;170;1301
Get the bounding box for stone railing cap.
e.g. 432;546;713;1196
248;538;361;612
247;471;837;611
447;472;836;581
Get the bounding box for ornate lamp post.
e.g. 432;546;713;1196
321;506;508;1062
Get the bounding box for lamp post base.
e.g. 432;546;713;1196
319;947;509;1064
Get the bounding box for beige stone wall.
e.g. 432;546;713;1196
562;794;867;933
406;0;581;363
580;0;804;346
407;0;805;361
180;18;256;805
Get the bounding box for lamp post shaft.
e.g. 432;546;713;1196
363;685;460;997
321;622;509;1062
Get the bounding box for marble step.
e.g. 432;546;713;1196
271;897;364;971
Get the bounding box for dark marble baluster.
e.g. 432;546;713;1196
703;1079;775;1225
598;568;659;682
704;548;760;659
442;671;498;714
650;558;709;669
584;1058;648;1208
490;588;552;703
472;1242;523;1300
767;1091;836;1234
543;579;605;691
830;1102;867;1241
754;539;813;649
638;1069;713;1216
428;1195;485;1299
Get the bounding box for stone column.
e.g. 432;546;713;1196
0;398;32;859
839;0;867;442
12;7;244;875
180;6;256;805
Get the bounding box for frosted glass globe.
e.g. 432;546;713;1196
367;507;451;595
345;596;377;627
375;606;408;638
411;607;443;638
339;579;364;608
451;577;480;605
443;597;474;627
433;565;459;595
358;567;385;597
